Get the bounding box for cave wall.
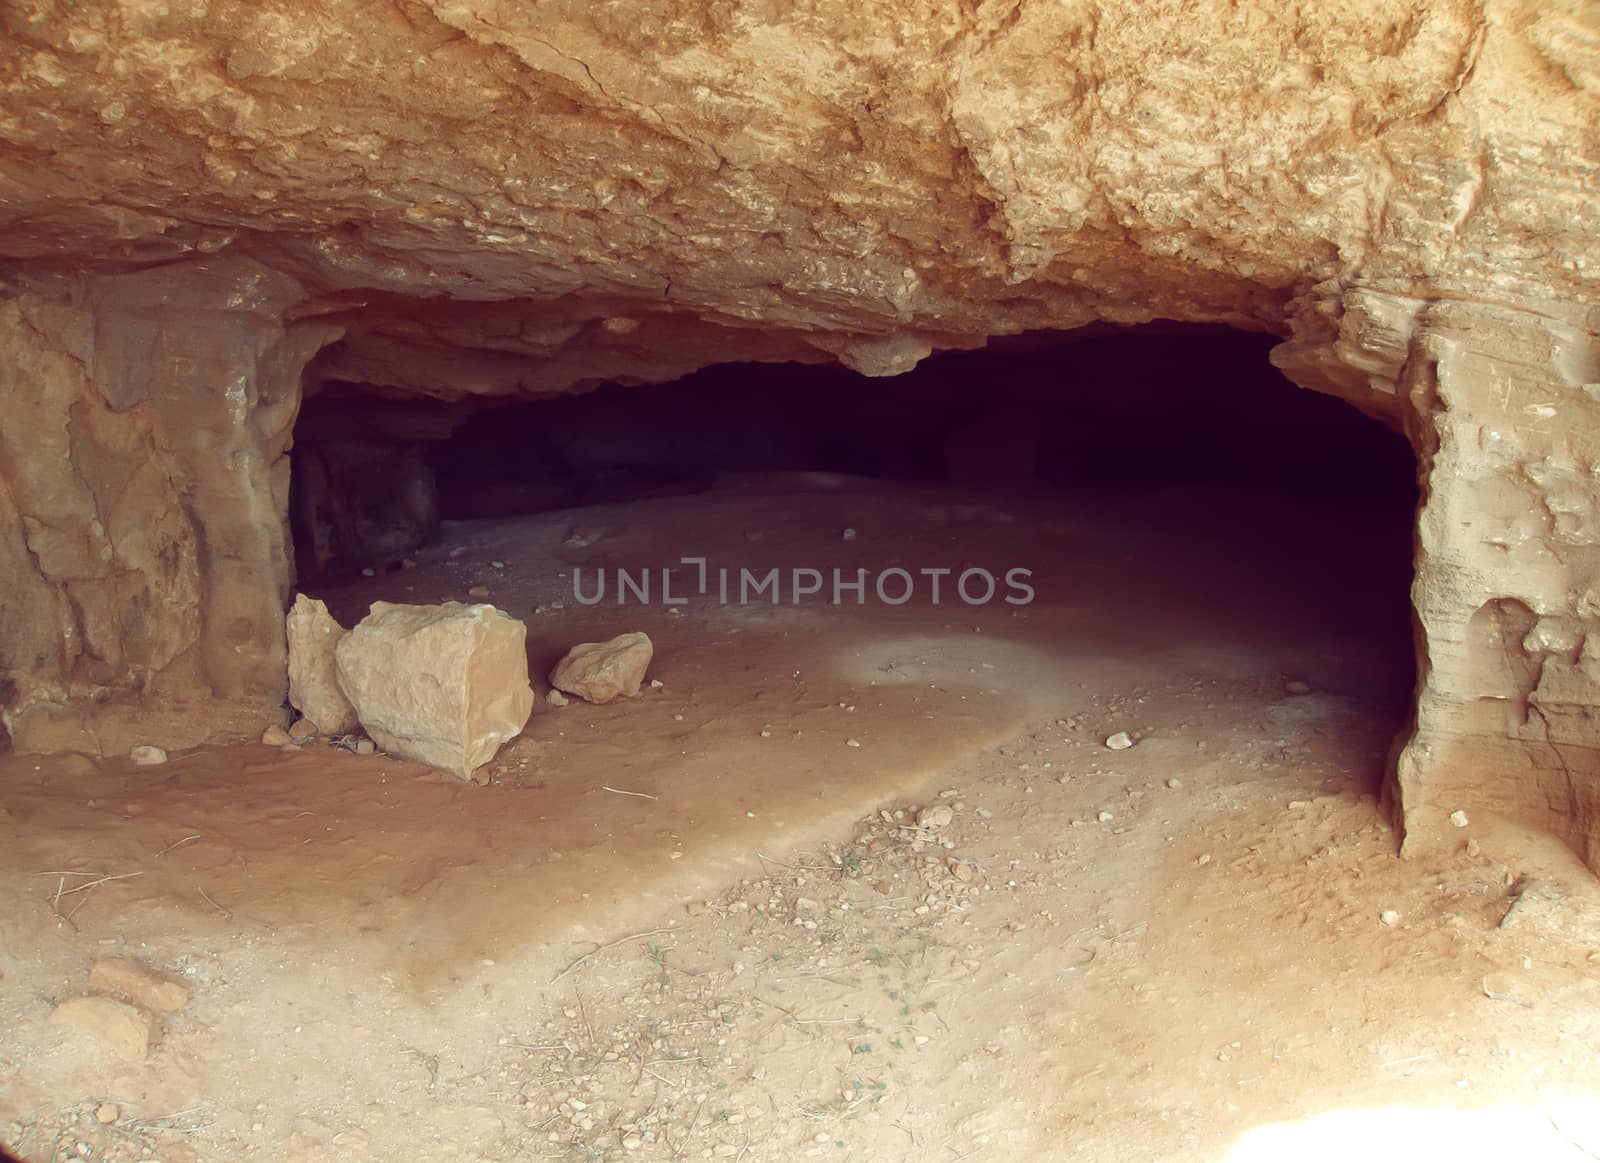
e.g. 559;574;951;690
0;257;339;752
2;1;1599;862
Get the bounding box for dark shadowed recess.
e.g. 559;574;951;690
426;324;1417;504
291;322;1419;575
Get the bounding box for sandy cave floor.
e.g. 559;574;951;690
5;476;1600;1162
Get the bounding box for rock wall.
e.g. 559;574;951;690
1;2;1598;861
0;258;339;752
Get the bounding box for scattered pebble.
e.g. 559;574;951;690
1097;810;1114;823
918;805;954;829
1166;777;1183;789
94;1104;119;1125
842;527;857;541
129;745;167;766
1104;732;1134;751
355;739;376;756
547;690;569;708
1380;909;1401;926
845;738;862;748
1450;809;1470;828
468;585;491;598
1285;679;1312;695
261;724;292;746
649;678;664;689
1196;853;1212;866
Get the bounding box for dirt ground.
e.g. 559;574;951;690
5;476;1600;1162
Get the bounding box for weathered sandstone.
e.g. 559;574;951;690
48;996;153;1061
286;594;359;735
0;2;1596;862
88;957;191;1015
550;632;656;705
335;601;534;778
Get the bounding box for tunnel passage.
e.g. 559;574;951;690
292;324;1417;564
291;322;1421;793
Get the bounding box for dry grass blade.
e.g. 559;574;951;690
552;927;674;984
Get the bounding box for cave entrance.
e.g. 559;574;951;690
291;322;1418;806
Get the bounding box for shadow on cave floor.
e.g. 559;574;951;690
35;327;1588;1163
12;473;1597;1163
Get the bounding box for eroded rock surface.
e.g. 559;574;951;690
335;601;534;778
0;2;1597;860
286;594;359;735
550;632;655;705
47;996;153;1062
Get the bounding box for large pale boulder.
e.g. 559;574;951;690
335;602;534;778
550;632;654;705
286;595;359;735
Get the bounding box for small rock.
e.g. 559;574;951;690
48;996;152;1060
845;737;862;748
1450;809;1470;828
261;724;292;746
355;739;376;755
1097;810;1114;823
1288;799;1311;810
288;718;319;743
950;860;975;882
1166;778;1183;789
90;957;190;1013
546;689;569;708
1196;853;1212;866
468;585;491;598
917;805;954;830
842;527;858;541
94;1104;119;1125
1380;909;1401;926
129;745;167;766
1285;679;1312;695
549;631;654;704
1104;732;1134;751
